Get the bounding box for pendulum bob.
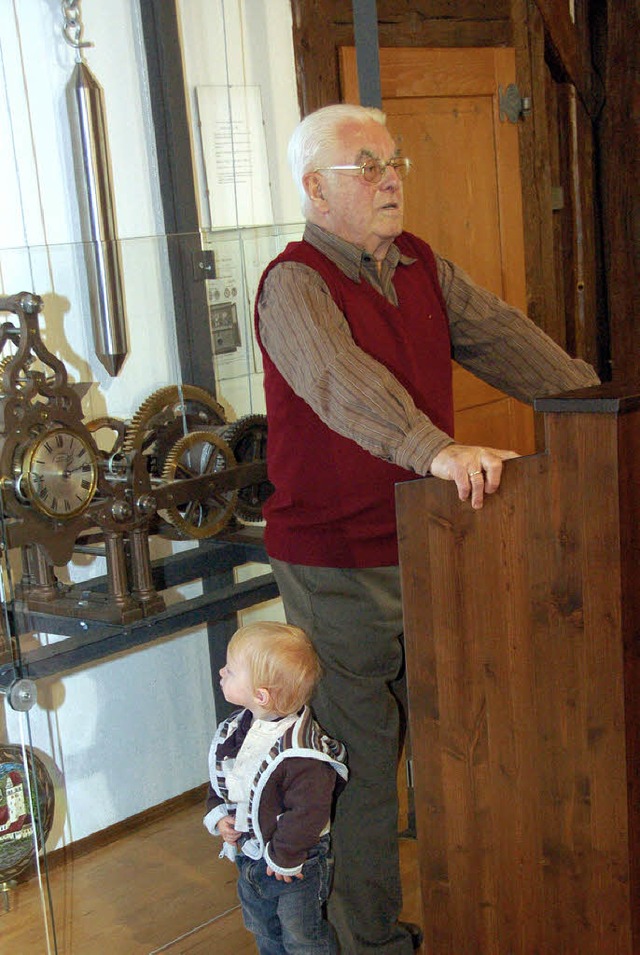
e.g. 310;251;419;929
68;61;128;377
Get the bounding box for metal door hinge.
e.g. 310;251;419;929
499;84;532;123
406;757;414;790
551;186;565;211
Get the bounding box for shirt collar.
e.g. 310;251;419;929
217;707;301;758
303;221;415;281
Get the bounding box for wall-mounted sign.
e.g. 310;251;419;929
196;86;274;228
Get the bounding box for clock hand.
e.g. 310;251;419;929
64;463;94;474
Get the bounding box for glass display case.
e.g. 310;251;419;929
0;0;305;944
0;222;302;952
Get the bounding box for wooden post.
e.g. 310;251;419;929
396;384;640;954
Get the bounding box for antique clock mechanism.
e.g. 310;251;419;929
0;291;272;630
0;291;160;625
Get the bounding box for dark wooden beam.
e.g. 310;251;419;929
533;0;601;117
138;0;216;394
510;0;560;342
591;0;639;383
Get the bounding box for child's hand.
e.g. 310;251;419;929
218;814;242;845
266;866;304;882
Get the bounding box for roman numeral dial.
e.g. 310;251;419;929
21;428;99;519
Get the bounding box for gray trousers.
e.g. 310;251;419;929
270;559;414;955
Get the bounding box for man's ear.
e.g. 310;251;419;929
304;171;326;205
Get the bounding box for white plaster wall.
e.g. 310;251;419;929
0;0;299;847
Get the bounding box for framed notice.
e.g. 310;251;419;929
196;86;274;228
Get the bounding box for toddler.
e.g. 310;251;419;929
204;621;348;954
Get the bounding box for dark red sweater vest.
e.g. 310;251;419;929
255;231;454;567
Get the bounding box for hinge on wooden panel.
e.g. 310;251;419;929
551;186;565;211
499;84;532;123
406;757;414;790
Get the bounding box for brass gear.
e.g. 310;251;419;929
123;384;226;475
222;414;272;522
0;354;12;385
160;429;238;539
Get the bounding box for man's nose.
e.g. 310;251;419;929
380;165;401;187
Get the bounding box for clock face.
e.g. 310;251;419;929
22;428;98;519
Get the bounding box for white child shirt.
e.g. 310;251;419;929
225;713;298;853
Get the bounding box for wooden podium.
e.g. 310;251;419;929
396;385;639;955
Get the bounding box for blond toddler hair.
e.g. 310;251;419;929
228;621;321;715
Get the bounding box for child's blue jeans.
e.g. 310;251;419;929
235;834;336;955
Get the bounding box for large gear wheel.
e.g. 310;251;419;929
222;414;272;522
160;429;238;539
123;384;226;477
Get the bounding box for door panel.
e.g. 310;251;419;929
340;47;535;455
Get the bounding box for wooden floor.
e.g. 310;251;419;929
1;792;421;954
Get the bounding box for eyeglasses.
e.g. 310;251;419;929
314;156;411;184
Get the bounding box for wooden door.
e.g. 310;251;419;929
340;47;536;455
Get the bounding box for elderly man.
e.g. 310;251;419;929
254;103;598;955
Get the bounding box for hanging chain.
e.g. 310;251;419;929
61;0;93;50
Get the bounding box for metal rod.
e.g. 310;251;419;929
353;0;382;109
69;61;128;376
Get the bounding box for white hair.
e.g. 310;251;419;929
287;103;387;215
